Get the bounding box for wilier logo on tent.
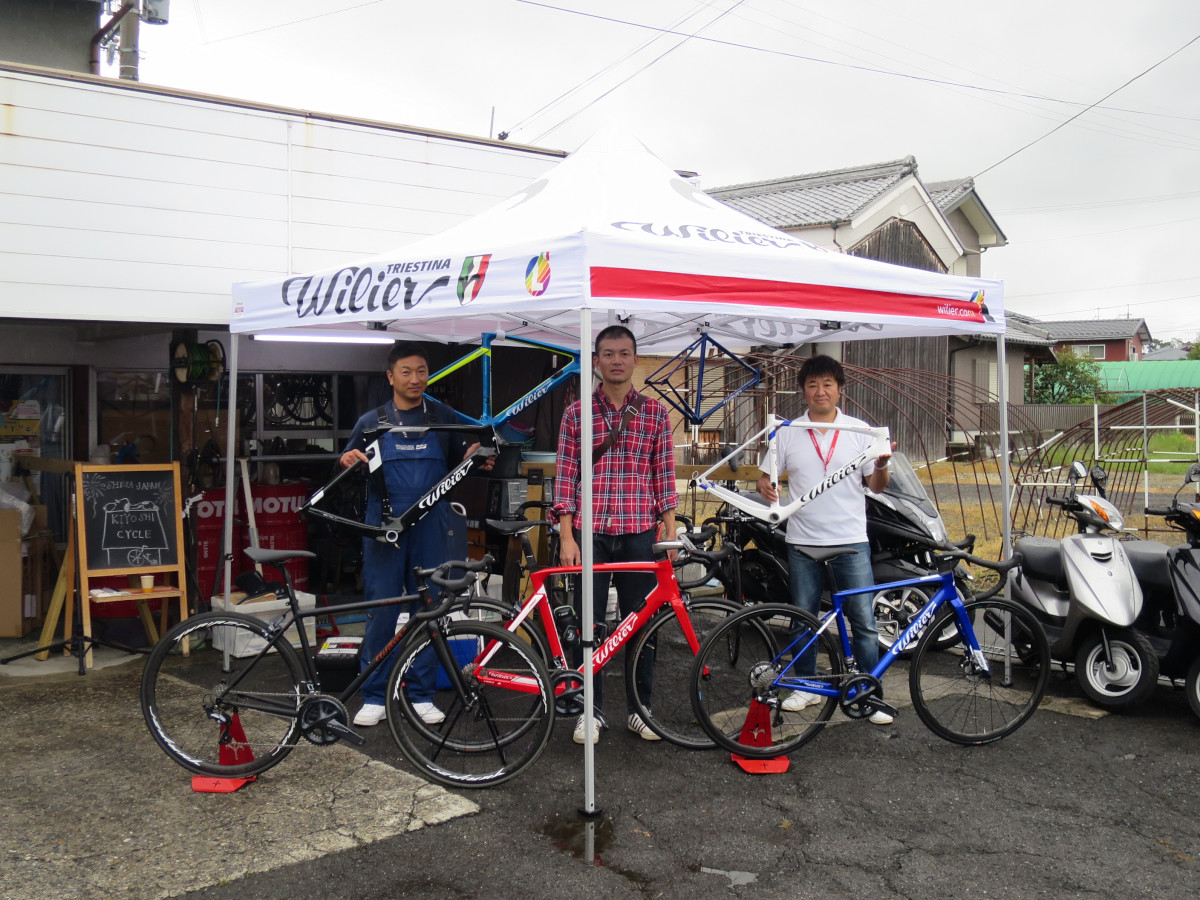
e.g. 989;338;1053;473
457;255;491;305
525;252;551;297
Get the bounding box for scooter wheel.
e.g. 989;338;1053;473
1185;657;1200;722
1074;629;1159;711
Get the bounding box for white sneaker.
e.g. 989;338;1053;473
781;690;822;712
869;709;894;725
573;715;600;745
627;713;661;741
353;703;386;726
412;701;445;725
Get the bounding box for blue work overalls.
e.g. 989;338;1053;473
359;405;453;706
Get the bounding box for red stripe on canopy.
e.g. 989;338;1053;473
590;267;985;323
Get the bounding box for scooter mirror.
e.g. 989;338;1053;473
1187;462;1200;484
1069;460;1087;482
723;443;743;473
1090;465;1108;490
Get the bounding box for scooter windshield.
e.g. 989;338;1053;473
875;453;939;519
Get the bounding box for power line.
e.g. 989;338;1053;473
510;1;1200;123
1008;276;1200;301
997;190;1200;214
973;33;1200;179
204;0;383;45
509;1;746;140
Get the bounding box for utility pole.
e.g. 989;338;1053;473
119;6;140;81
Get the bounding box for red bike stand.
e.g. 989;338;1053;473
191;713;258;793
730;700;790;774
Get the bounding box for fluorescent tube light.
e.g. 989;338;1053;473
252;333;396;345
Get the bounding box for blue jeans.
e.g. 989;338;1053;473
787;542;879;674
572;528;657;715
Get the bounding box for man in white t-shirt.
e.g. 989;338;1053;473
756;354;893;724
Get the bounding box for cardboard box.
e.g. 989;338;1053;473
210;590;317;657
0;505;51;638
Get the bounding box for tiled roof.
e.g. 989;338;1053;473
974;310;1054;346
925;177;974;212
1045;319;1149;342
708;157;918;229
1143;347;1189;361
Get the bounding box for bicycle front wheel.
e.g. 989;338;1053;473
691;604;844;759
140;612;304;778
626;598;743;749
909;597;1050;745
448;595;552;665
386;620;554;788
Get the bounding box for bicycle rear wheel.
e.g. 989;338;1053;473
386;620;554;788
909;598;1050;745
691;604;844;758
140;612;304;778
626;598;742;749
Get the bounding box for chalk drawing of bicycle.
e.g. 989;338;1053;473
127;546;159;566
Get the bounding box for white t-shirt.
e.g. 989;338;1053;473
772;411;878;546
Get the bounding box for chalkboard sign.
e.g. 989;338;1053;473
76;464;183;573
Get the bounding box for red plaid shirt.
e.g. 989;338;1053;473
553;387;677;534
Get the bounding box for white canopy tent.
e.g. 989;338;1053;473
230;130;1011;808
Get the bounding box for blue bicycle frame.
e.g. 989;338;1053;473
426;332;582;429
778;568;989;700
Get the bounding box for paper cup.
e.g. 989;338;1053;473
140;575;155;593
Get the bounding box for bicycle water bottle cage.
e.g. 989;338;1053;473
553;605;581;646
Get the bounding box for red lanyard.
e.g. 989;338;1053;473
809;428;839;472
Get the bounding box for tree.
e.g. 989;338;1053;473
1033;349;1116;404
1188;343;1200;361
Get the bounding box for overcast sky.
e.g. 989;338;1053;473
129;1;1200;343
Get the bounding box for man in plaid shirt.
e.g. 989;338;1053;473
554;325;678;745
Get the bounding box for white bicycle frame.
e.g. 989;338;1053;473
690;416;891;525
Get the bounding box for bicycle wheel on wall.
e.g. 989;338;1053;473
909;598;1050;745
626;598;743;749
690;604;844;758
385;620;554;788
140;612;304;779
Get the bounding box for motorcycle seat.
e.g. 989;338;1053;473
1013;536;1066;588
1123;540;1173;595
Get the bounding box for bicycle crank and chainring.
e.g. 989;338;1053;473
552;669;585;716
838;674;884;720
298;696;350;745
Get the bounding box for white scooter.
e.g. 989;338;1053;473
1010;461;1157;711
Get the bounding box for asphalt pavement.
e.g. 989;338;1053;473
3;634;1200;900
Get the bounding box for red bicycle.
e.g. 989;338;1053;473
386;529;739;787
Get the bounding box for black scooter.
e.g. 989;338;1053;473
1128;462;1200;719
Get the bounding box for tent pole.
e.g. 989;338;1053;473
578;308;598;816
220;335;240;661
996;334;1013;558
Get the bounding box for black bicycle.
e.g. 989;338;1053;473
140;548;554;787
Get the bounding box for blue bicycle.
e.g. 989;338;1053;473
690;549;1050;755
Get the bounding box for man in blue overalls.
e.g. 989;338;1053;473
339;341;488;727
